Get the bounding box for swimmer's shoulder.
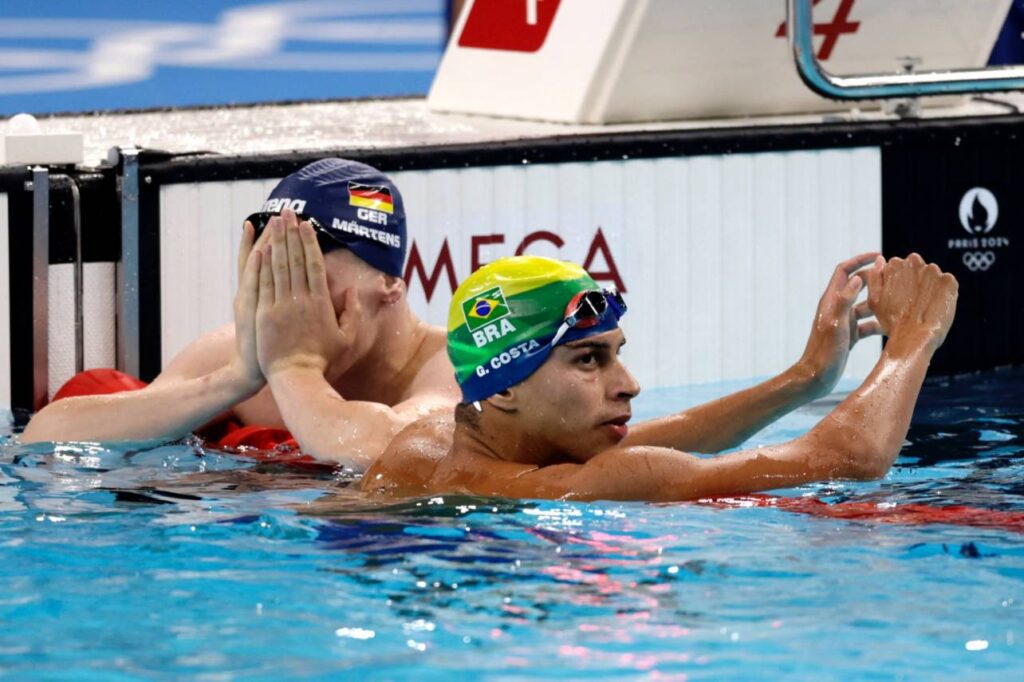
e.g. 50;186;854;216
362;413;455;496
402;325;460;403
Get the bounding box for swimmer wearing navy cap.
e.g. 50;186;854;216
362;253;959;501
24;159;460;468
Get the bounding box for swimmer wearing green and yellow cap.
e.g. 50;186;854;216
447;256;627;407
364;253;959;502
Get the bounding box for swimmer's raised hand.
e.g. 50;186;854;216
796;252;882;397
867;253;958;352
231;220;265;389
255;209;354;378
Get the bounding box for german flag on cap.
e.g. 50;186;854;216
348;182;394;214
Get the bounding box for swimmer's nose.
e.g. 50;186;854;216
611;359;641;400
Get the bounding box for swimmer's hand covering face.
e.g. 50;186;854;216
448;256;626;403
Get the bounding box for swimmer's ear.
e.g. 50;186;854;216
485;389;517;414
379;274;405;305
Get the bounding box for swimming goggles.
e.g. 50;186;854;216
244;211;351;251
550;288;627;347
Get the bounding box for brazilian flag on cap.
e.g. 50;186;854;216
448;255;623;403
462;287;511;331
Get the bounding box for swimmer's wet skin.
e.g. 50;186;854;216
363;254;959;502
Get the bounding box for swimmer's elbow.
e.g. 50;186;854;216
804;423;894;481
19;419;49;444
21;402;82;443
838;448;891;481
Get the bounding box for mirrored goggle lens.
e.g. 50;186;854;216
565;290;609;329
244;212;325;238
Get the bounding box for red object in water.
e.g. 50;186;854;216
50;368;328;467
52;368;147;401
216;424;329;469
705;495;1024;535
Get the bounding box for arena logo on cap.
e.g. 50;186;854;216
348;182;394;214
263;197;307;213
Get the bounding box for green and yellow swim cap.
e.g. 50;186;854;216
448;256;625;403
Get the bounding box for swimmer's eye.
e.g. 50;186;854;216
575;352;599;367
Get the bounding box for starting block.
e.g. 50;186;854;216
429;0;1012;123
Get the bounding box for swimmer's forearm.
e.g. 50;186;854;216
805;332;934;479
559;339;932;502
266;367;399;470
624;365;818;453
20;362;261;444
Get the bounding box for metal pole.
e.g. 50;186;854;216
29;166;49;411
69;178;84;374
787;0;1024;100
117;147;141;377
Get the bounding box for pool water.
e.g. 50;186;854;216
1;369;1022;680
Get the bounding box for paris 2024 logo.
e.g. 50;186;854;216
950;188;1011;272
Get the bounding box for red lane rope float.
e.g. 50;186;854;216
52;370;1024;531
51;368;327;468
214;424;330;469
52;367;147;400
703;495;1024;535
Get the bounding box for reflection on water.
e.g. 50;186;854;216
0;368;1022;678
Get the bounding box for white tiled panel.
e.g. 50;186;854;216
83;263;116;373
44;263;114;399
47;263;76;399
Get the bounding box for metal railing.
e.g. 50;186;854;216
787;0;1024;100
26;170;87;412
29;167;49;413
116;147;141;379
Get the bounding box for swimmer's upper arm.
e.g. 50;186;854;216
144;324;242;431
359;349;458;427
151;324;236;386
398;346;461;406
506;438;832;502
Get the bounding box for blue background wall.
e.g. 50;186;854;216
0;0;446;115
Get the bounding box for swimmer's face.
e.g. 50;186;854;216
321;249;399;360
513;328;640;462
323;248;380;314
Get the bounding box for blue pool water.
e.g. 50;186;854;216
1;369;1022;680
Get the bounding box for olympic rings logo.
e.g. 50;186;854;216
962;251;996;272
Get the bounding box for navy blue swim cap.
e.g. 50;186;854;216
260;158;407;277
